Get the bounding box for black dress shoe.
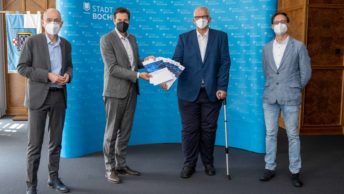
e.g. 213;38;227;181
204;164;216;176
26;186;37;194
105;171;121;183
48;178;70;193
259;169;275;181
180;166;195;179
291;173;303;187
116;166;141;176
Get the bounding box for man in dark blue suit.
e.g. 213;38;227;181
171;6;230;178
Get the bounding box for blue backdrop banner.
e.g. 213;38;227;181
57;0;277;158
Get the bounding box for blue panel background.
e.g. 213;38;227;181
57;0;277;158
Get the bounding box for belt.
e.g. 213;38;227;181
49;87;64;92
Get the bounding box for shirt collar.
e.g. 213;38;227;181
274;35;289;45
196;28;209;38
45;33;61;45
115;28;130;40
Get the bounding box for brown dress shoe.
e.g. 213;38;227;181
105;171;121;183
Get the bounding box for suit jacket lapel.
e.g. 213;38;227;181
41;34;52;71
60;38;66;75
112;30;131;69
278;37;293;70
128;36;138;70
267;41;278;72
203;29;214;64
191;30;202;63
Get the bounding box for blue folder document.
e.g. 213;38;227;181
143;57;185;89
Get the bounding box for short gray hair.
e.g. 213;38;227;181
193;6;210;17
43;8;62;21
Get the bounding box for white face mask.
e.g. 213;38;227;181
195;18;208;29
273;23;288;35
45;22;61;35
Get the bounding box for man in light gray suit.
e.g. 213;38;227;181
259;12;311;187
17;8;72;194
100;7;152;184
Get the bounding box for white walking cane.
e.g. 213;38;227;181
223;98;231;180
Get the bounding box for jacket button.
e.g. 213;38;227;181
276;82;279;85
277;72;279;75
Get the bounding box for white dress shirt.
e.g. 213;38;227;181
115;28;140;78
46;34;62;88
197;29;209;63
273;36;289;69
115;28;134;70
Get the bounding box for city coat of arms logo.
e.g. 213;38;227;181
12;32;32;52
83;1;91;12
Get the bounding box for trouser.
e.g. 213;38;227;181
26;89;66;187
178;88;222;167
263;102;301;174
103;86;137;172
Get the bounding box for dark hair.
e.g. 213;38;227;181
271;12;289;24
113;7;130;20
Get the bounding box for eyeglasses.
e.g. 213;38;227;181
194;15;209;20
273;20;287;25
46;18;62;23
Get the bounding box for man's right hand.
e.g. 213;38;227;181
139;72;151;81
48;72;66;85
160;83;168;90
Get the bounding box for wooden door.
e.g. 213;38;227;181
3;0;55;120
278;0;308;130
302;0;344;134
278;0;344;135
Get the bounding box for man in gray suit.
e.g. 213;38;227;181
100;7;152;184
259;12;312;187
17;8;72;194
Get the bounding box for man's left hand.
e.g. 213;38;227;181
160;83;168;90
216;90;227;100
144;56;155;61
60;73;70;85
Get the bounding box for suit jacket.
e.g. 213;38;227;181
100;30;142;98
173;29;230;102
262;36;312;105
17;33;73;110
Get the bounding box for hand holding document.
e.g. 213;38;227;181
142;57;185;90
138;72;151;81
149;67;175;85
